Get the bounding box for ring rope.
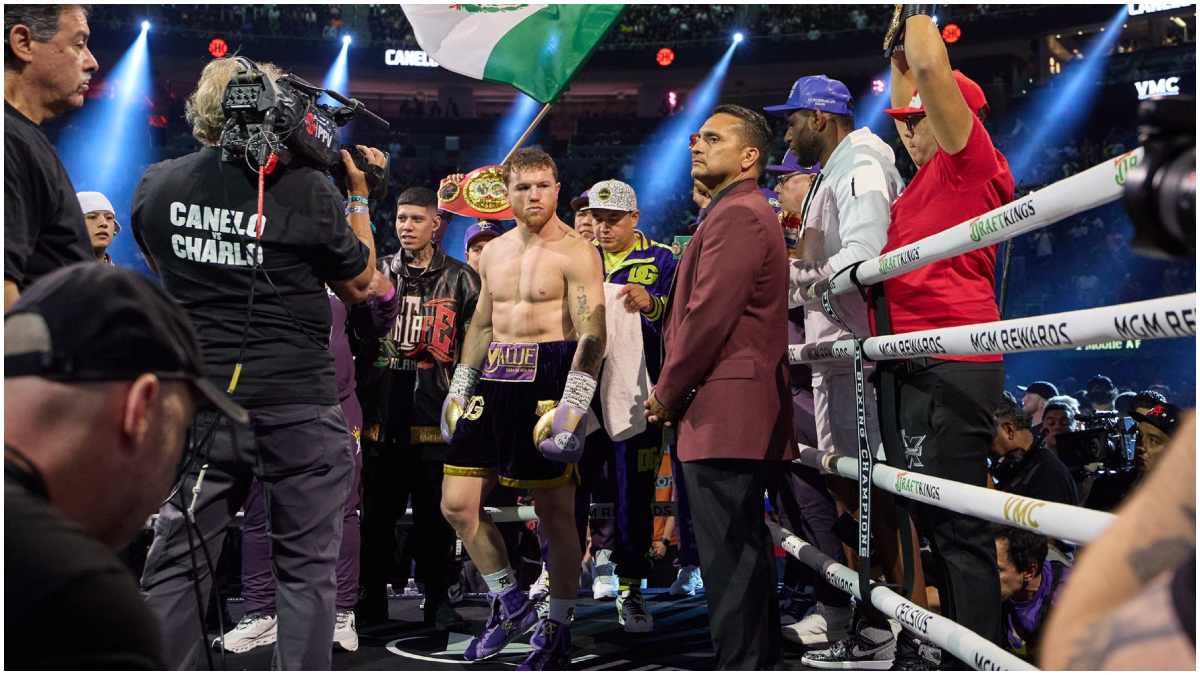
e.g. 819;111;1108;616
769;521;1038;671
808;147;1145;301
789;292;1196;365
794;447;1115;545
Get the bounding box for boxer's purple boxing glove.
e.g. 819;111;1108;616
533;370;597;463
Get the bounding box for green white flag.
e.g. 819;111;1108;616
400;4;624;103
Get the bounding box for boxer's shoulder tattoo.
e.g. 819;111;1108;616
1128;536;1192;580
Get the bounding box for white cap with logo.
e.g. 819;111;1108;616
585;179;638;213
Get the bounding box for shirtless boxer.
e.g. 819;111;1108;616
439;147;606;670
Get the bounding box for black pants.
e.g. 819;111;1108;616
141;404;354;670
577;426;662;581
682;458;782;668
360;441;457;612
769;462;849;608
879;358;1005;646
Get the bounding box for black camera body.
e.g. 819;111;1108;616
1123;96;1195;259
218;58;388;200
1055;411;1137;473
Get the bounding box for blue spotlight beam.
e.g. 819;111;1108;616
631;42;739;239
56;29;153;273
494;93;541;165
1007;6;1129;183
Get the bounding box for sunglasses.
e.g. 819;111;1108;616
901;114;926;134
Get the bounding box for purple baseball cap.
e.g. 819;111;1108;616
764;75;853;117
766;149;822;175
569;190;590;212
759;187;782;214
464;220;502;252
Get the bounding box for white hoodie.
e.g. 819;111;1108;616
788;127;905;360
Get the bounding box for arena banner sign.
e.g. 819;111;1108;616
815;148;1146;300
401;4;625;103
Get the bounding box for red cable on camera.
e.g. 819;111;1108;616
256;152;277;239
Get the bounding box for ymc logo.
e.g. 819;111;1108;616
1002;495;1045;529
1134;76;1180;100
1113;151;1140;186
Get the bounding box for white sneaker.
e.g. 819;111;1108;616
668;565;704;596
333;610;359;652
782;602;852;646
592;549;618;600
214;613;277;654
529;563;551;601
615;591;654;633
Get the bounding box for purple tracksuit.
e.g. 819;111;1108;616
241;292;364;614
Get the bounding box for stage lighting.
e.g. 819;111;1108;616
140;20;150;32
342;34;352;47
942;23;961;43
657;47;675;67
733;32;744;44
208;38;228;58
871;79;886;94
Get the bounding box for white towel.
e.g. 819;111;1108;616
585;283;652;441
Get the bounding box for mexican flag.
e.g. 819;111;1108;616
400;4;624;103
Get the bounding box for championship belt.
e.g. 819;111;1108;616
437;165;514;220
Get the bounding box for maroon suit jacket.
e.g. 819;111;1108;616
656;179;795;463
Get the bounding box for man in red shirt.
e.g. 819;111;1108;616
874;5;1011;666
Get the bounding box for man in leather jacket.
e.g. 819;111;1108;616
351;186;480;627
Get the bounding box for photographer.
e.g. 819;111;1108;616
131;57;384;670
990;399;1078;506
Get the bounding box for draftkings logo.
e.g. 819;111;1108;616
894;471;941;502
1112;151;1139;186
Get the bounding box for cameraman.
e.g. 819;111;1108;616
131;57;384;669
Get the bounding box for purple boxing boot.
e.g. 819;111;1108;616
518;618;572;670
463;586;539;662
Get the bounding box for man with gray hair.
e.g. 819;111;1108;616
4;5;99;308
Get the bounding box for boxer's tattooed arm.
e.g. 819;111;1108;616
570;284;606;378
564;241;607;379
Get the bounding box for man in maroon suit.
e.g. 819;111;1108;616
645;103;795;668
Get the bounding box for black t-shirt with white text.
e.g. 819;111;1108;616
132;147;368;407
4;103;92;288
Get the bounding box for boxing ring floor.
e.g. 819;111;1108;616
209;589;823;670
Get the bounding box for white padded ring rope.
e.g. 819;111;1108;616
794;447;1115;545
790;293;1196;364
809;148;1145;300
769;522;1038;671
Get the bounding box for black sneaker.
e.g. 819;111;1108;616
801;623;896;670
892;631;941;670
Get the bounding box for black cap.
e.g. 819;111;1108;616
5;263;249;425
1131;403;1181;436
1086;374;1116;394
1018;381;1058;400
569;190;589;212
